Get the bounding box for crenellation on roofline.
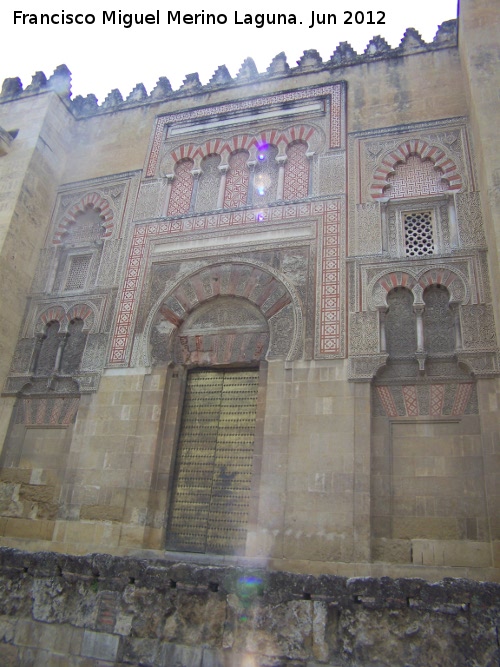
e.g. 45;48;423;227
0;20;457;118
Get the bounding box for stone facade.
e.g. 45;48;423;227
0;0;499;590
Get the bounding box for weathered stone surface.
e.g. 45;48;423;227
0;549;497;666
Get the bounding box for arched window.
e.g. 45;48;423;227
167;158;194;216
385;288;417;359
62;207;105;244
224;151;250;208
386;155;448;199
195;154;221;213
61;319;87;374
283;141;309;200
423;285;455;355
36;321;61;375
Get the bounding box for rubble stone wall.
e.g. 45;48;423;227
0;548;498;666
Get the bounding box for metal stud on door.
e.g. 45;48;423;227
166;369;259;555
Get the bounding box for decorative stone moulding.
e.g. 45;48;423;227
348;354;388;381
4;369;101;396
367;266;469;311
34;303;96;335
370;140;463;199
162;125;318;175
457;351;499;377
53;192;115;244
143;261;303;366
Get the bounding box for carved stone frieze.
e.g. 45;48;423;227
134;180;163;221
372;380;478;417
348;311;379;355
318;154;346;196
9;339;36;374
457;351;499;377
460;304;497;351
348;354;388;381
456;192;487;249
268;303;295;359
72;373;101;393
80;333;109;372
354;203;381;256
96;240;122;287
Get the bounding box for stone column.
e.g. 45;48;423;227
54;333;69;373
414;304;426;372
447;194;459;249
276;156;287;200
189;169;202;213
378;309;387;353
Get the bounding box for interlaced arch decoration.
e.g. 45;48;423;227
53;192;114;244
370;140;463;200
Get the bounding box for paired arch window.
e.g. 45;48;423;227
384;285;456;359
166;139;311;215
35;318;87;376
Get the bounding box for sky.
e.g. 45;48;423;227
2;0;458;103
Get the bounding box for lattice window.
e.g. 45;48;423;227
224;151;249;208
403;210;434;257
65;255;91;290
386;155;448;199
168;159;194;216
284;141;309;200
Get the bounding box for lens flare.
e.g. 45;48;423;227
254;173;270;196
241;655;257;667
256;143;268;160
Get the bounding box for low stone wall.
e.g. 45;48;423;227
0;548;498;666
